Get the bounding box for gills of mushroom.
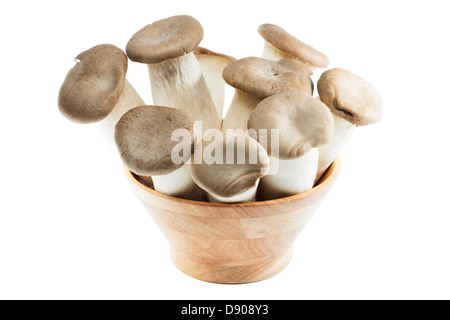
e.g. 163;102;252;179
248;92;334;201
315;68;384;182
114;105;205;201
222;57;313;131
126;15;221;135
193;47;235;118
257;23;329;71
58;44;145;148
191;131;270;203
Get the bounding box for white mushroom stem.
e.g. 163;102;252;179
258;149;318;201
147;52;221;133
206;182;260;203
316;115;355;182
196;57;229;118
150;165;205;201
222;90;261;131
97;80;145;148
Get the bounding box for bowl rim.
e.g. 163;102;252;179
124;157;341;207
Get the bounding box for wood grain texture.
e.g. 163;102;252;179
124;159;341;284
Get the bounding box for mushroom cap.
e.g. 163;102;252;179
222;57;313;99
126;15;204;64
191;132;270;198
248;92;334;159
193;46;236;64
318;68;383;126
115;105;195;176
58;44;128;124
258;23;329;68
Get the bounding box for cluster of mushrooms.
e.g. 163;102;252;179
58;15;383;203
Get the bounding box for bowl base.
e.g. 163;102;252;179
170;247;293;284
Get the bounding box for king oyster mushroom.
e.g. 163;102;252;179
58;44;145;147
257;23;329;70
115;105;205;201
248;92;334;200
222;57;313;131
191;131;270;203
316;68;383;181
126;15;221;135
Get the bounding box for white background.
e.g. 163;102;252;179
0;0;449;300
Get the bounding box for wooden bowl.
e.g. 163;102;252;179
124;158;341;284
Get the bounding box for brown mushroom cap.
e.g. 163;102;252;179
58;44;128;124
191;133;270;198
193;46;236;64
318;68;383;126
248;92;334;159
258;23;329;68
126;15;204;64
222;57;313;99
115;105;195;176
